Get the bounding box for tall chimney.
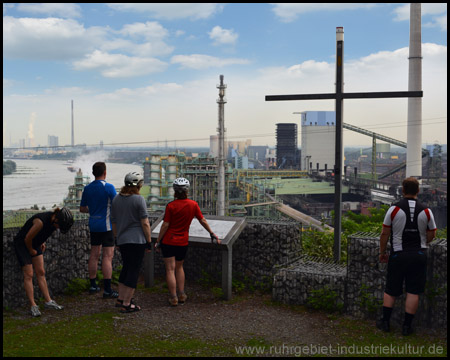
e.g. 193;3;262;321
71;99;74;147
217;75;227;216
406;3;422;178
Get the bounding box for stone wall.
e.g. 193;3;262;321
3;217;302;309
152;218;303;287
3;220;123;309
4;218;446;330
273;232;447;329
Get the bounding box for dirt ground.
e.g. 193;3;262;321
8;277;447;356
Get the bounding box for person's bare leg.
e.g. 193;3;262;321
405;293;419;314
175;260;185;295
32;255;52;303
102;246;114;280
88;245;101;280
22;264;37;307
164;257;177;297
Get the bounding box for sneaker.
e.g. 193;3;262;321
376;318;390;332
31;305;41;317
44;300;64;310
168;296;178;307
178;293;187;304
89;285;101;294
103;290;119;299
402;325;414;336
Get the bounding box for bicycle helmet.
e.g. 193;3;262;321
173;177;190;191
56;207;74;234
124;172;144;187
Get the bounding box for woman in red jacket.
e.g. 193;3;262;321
156;177;219;306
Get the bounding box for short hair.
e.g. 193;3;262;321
92;162;106;177
402;177;420;196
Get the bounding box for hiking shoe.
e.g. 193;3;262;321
44;300;64;310
402;325;414;336
103;290;119;299
31;305;41;317
89;285;101;294
168;296;178;307
376;318;390;332
178;293;187;304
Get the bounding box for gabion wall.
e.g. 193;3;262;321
4;219;446;330
273;232;447;329
3;217;302;309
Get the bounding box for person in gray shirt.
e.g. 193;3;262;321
111;172;151;313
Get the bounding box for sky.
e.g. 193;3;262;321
3;3;447;149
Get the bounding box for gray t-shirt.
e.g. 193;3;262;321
111;194;148;245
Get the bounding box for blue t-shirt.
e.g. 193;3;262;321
80;180;117;232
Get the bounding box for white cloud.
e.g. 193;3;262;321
171;54;250;69
106;3;223;20
208;26;238;46
96;83;183;101
113;21;174;57
393;3;447;31
3;16;105;60
16;3;82;18
271;3;376;22
73;50;168;78
119;21;168;40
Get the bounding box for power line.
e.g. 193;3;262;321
4;117;446;151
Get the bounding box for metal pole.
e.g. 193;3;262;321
217;75;227;216
406;3;422;178
71;100;74;147
333;27;344;263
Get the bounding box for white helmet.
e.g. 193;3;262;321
173;177;190;191
124;172;144;186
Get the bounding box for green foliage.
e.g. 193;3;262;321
436;227;447;239
3;160;16;175
425;274;447;304
302;205;388;263
358;284;383;316
211;286;224;298
64;278;90;295
306;286;343;313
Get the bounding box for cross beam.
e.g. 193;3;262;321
265;27;423;262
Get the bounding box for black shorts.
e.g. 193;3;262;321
160;243;188;261
90;231;115;247
385;250;427;296
13;239;42;267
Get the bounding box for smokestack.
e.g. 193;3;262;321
406;3;422;178
71;100;74;147
217;75;227;216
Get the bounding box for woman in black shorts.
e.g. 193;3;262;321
13;207;74;317
156;178;219;306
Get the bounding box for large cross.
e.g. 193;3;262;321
265;27;422;262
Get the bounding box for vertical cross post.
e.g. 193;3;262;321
265;26;422;263
333;27;344;262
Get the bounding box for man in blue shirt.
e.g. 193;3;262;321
80;162;118;298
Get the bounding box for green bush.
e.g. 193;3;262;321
306;286;343;313
64;278;90;295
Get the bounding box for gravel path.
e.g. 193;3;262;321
8;277;446;357
11;278;341;349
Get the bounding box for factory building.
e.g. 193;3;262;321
276;123;300;169
300;111;337;174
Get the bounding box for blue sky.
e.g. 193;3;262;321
3;3;447;148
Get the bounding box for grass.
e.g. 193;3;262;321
3;310;235;357
3;289;447;357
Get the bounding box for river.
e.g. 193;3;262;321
3;157;142;211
